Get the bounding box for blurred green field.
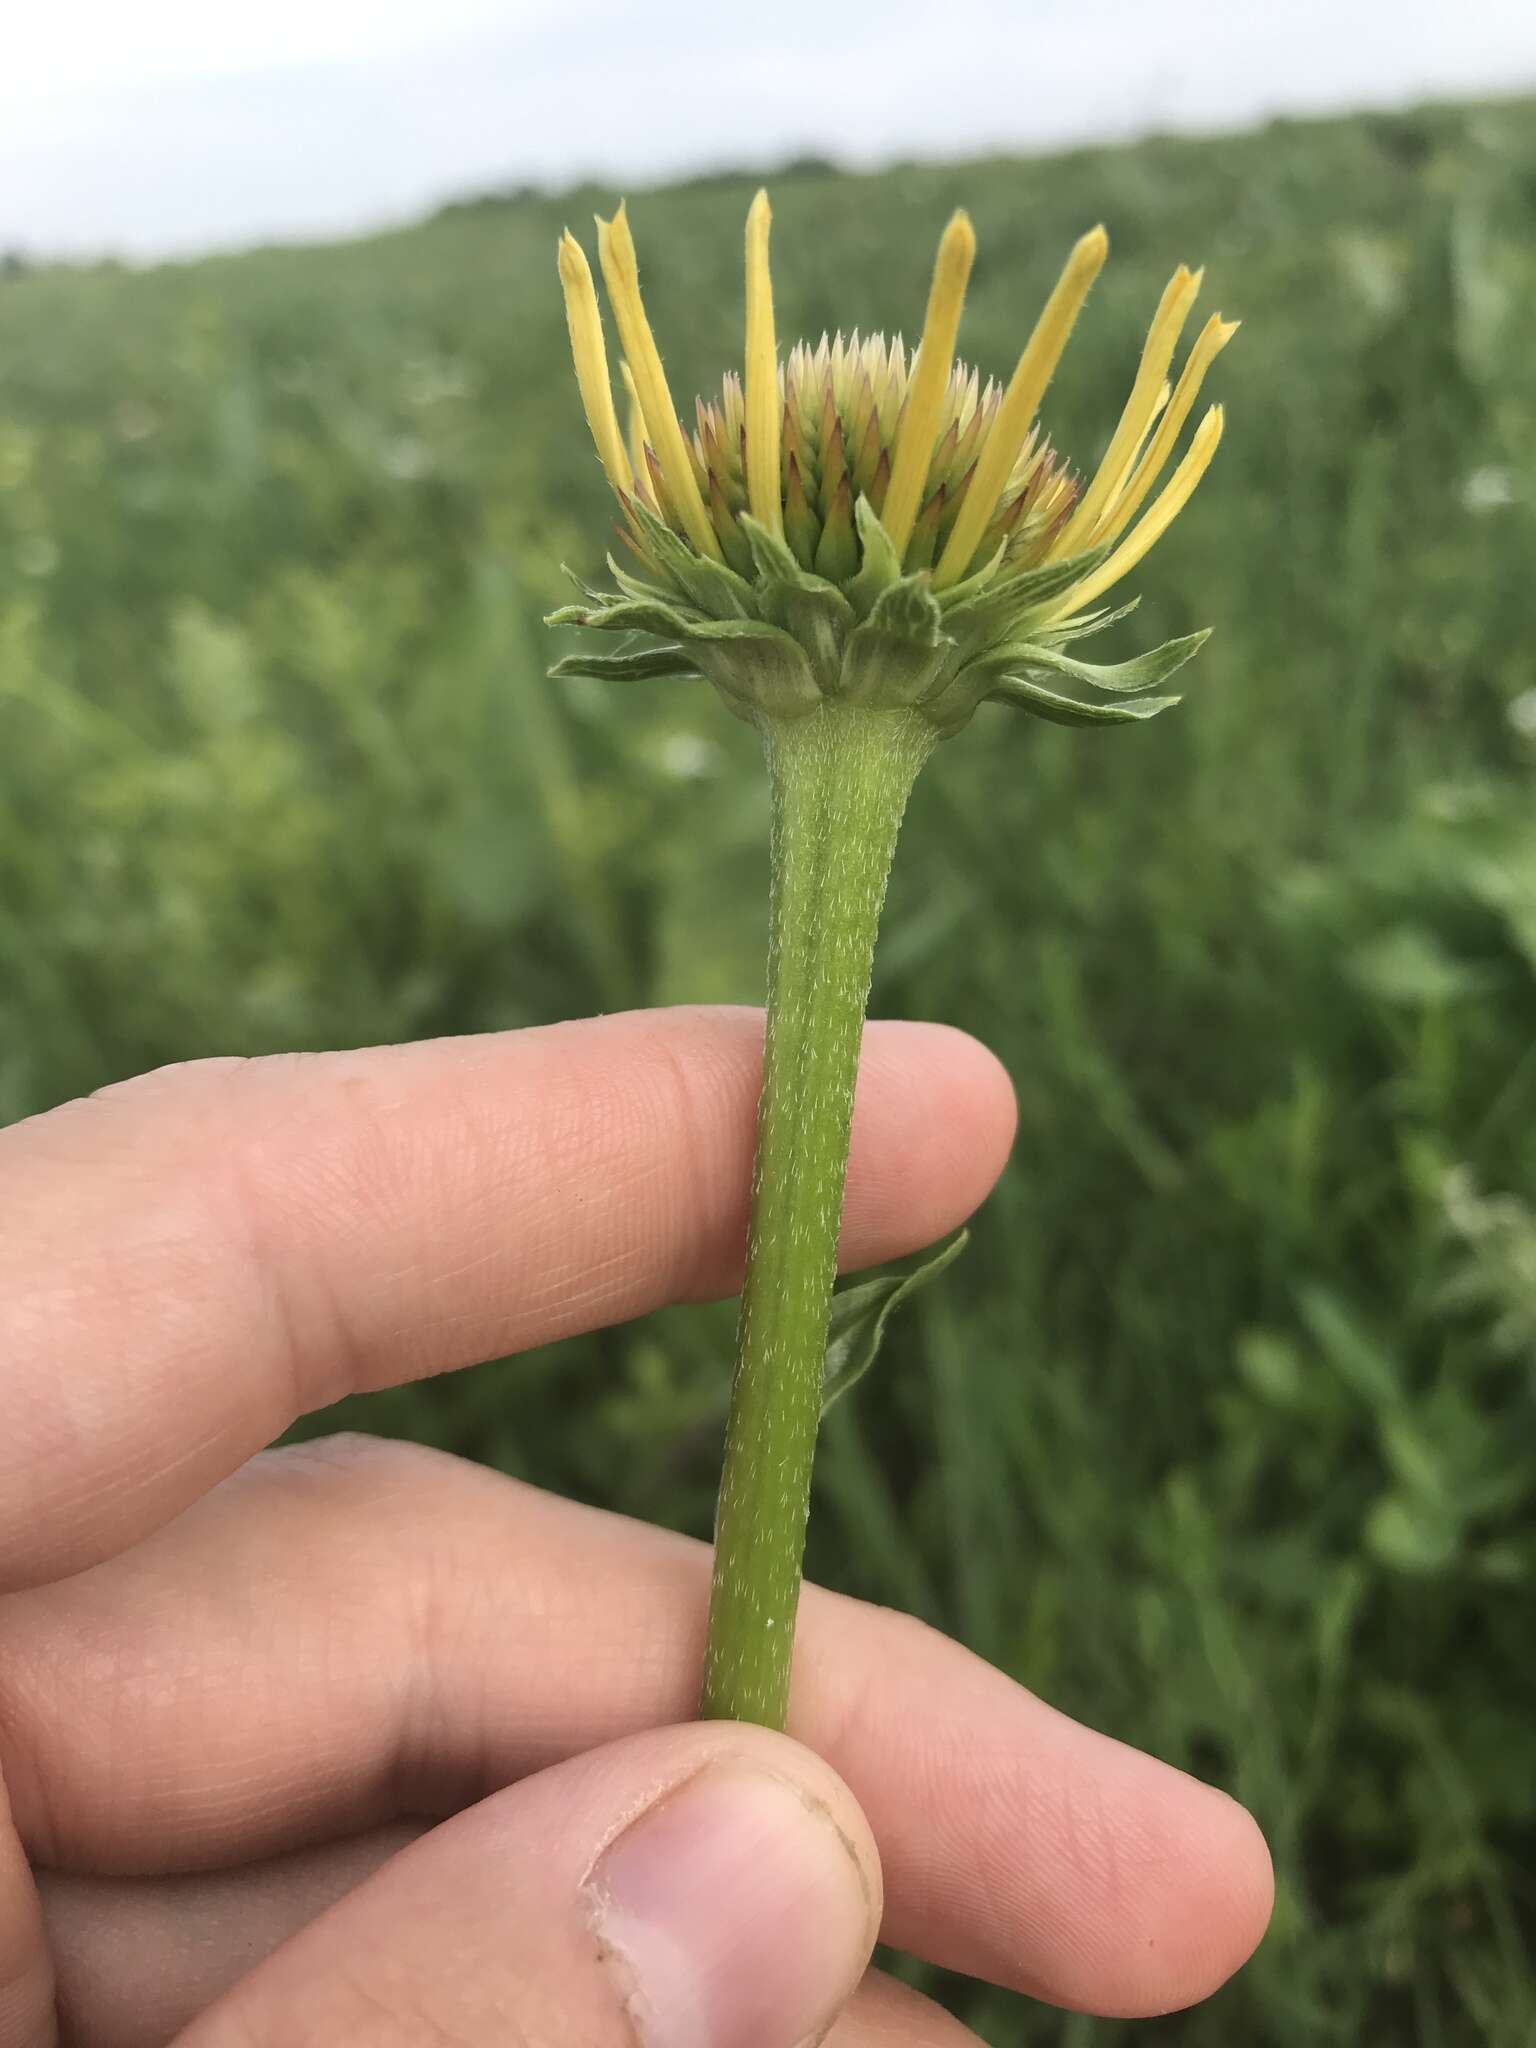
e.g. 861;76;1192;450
4;96;1536;2043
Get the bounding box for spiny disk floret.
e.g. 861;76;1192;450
552;192;1238;736
683;334;1073;585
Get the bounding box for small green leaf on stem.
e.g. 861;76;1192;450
821;1228;970;1415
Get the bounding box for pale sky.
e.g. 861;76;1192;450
6;0;1536;259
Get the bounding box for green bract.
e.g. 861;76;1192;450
549;498;1207;737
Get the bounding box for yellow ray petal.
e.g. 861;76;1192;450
744;188;783;537
619;361;652;507
1093;313;1239;545
882;209;976;559
596;202;723;561
557;230;632;495
1097;378;1169;514
1049;263;1204;560
1044;404;1225;621
934;224;1108;590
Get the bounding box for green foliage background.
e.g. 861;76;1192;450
4;99;1536;2044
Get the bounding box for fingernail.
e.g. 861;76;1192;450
586;1763;875;2048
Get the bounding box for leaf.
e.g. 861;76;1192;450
738;512;832;594
1297;1284;1402;1410
608;557;687;605
1236;1328;1308;1410
928;540;1007;609
548;594;803;659
940;540;1115;649
1348;925;1497;1006
560;563;623;606
544;595;706;639
845;496;904;614
1365;1492;1462;1575
682;616;812;649
733;515;855;686
548;645;701;684
839;574;951;708
821;1230;968;1416
1035;597;1140;645
626;496;759;619
987;629;1211;695
865;574;944;643
987;674;1182;726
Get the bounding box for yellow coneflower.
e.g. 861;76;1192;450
545;190;1242;1731
553;188;1235;734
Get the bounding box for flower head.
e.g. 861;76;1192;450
550;191;1237;735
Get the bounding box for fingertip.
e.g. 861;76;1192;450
903;1018;1019;1170
1153;1782;1274;2012
797;1595;1273;2019
846;1021;1016;1257
1076;1771;1275;2019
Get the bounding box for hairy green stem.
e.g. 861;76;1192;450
701;702;936;1727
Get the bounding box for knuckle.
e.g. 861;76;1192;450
257;1431;475;1507
86;1055;260;1107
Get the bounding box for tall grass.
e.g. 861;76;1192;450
3;98;1535;2042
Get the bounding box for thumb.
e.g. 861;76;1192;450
0;1760;55;2048
174;1722;882;2048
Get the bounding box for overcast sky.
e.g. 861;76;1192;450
7;0;1536;260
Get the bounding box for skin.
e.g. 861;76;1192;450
0;1006;1274;2046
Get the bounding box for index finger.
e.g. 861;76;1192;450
0;1006;1014;1591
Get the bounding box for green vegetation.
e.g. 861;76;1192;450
4;97;1535;2044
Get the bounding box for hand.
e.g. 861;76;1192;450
0;1006;1272;2047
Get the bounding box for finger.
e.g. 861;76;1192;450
2;1437;1273;2016
0;1007;1014;1591
0;1763;54;2048
43;1826;423;2048
45;1837;977;2048
172;1723;881;2048
831;1974;987;2039
828;1974;984;2046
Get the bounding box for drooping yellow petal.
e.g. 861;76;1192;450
557;230;632;495
744;188;783;537
1049;263;1204;559
882;209;976;558
1044;404;1225;621
1092;314;1239;545
934;224;1108;589
596;202;723;561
